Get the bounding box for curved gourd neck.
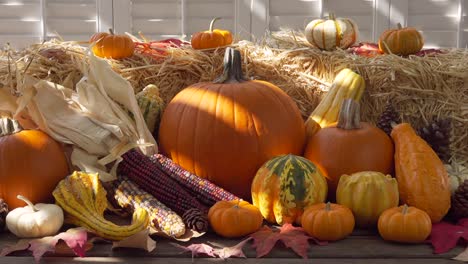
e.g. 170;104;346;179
0;117;23;137
337;99;361;130
214;47;246;84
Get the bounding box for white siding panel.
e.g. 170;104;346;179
186;18;234;36
408;0;459;15
132;18;181;35
408;15;458;30
0;2;40;19
421;30;458;48
323;0;374;15
131;1;180;19
270;0;321;16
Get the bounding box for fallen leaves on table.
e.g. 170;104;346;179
453;246;468;262
150;226;205;242
430;220;468;254
171;238;251;262
250;223;327;259
112;229;156;252
0;227;88;263
212;238;251;260
171;242;215;262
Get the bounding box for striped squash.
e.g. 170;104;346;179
305;13;359;51
136;84;164;134
251;154;328;225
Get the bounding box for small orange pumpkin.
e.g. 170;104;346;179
90;29;135;59
301;202;354;241
378;23;424;56
0;118;69;209
208;200;263;238
304;99;394;201
378;204;432;243
191;17;233;49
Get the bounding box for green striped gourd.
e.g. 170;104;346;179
251;154;328;225
136;84;164;134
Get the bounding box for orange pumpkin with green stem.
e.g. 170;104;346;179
90;29;135;59
304;99;394;201
0;118;69;209
301;202;355;241
208;200;263;238
191;17;233;49
159;48;306;199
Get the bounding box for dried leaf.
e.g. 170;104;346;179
150;226;205;242
453;246;468;262
250;223;317;259
171;242;215;262
112;229;156;252
0;227;88;263
212;238;251;260
430;221;468;254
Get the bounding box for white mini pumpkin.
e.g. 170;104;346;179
305;13;359;51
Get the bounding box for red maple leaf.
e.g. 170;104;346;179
430;221;468;254
249;223;326;259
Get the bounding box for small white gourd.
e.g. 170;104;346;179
6;195;64;238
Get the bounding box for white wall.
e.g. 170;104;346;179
1;0;467;49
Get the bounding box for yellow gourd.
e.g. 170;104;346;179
305;68;365;138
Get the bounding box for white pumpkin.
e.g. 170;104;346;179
6;195;64;238
305;13;359;51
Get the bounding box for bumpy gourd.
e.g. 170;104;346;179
251;154;327;225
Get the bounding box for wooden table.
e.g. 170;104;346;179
0;229;463;264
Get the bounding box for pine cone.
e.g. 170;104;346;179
0;199;8;231
182;208;208;233
418;118;452;163
450;179;468;220
377;103;401;135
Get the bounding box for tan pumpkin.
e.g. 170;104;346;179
90;29;135;59
208;200;263;238
305;13;359;51
378;23;424;56
304;99;394;201
159;48;306;200
336;171;399;227
251;154;327;225
301;202;354;241
378;205;432;243
0;118;69;209
391;123;450;223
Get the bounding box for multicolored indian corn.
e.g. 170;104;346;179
151;154;239;206
112;177;186;238
118;150;208;217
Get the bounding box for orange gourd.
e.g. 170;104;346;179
378;23;424;56
378;205;432;243
159;48;306;199
191;17;233;49
0;118;69;209
391;123;450;223
304;99;394;201
90;29;134;59
208;200;263;238
301;202;354;241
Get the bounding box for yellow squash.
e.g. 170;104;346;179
305;68;365;138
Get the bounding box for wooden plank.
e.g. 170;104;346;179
0;257;460;264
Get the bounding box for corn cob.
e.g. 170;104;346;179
136;84;164;134
118;150;208;217
151;154;239;206
111;177;186;238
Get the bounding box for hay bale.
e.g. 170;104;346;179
0;32;466;165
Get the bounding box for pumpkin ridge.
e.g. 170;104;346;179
310;21;321;47
347;19;357;44
321;23;327;49
334;19;342;47
192;86;211;176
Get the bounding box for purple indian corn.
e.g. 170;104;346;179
118;150;208;217
150;154;239;207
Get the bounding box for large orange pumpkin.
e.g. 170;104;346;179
0;118;69;209
159;48;306;199
304;99;394;201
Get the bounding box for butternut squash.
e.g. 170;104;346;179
305;68;365;137
391;123;451;223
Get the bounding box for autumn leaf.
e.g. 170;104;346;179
249;223;324;259
430;221;468;254
171;242;215;262
212;238;251;260
112;229;156;252
0;227;88;263
453;246;468;262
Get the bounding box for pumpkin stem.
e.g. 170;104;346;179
325;202;332;211
329;13;336;20
402;204;409;215
17;195;38;212
337;99;361;130
0;117;22;137
209;17;221;32
109;28;114;35
397;23;403;29
214;47;246;84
